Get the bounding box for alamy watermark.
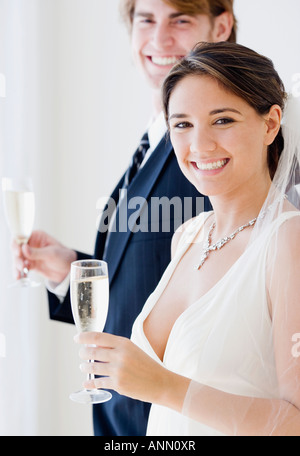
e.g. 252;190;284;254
292;333;300;358
96;190;205;235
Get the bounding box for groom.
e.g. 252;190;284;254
15;0;236;436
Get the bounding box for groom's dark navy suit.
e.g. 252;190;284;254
48;133;211;436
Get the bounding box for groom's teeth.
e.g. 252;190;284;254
152;56;178;66
196;160;227;170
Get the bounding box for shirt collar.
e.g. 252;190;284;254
147;111;167;151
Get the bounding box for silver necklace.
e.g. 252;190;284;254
195;194;287;270
195;216;257;270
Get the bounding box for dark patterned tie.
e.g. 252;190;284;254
123;132;150;188
101;132;150;257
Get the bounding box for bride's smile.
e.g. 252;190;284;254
193;158;229;171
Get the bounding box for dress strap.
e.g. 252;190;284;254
174;211;214;256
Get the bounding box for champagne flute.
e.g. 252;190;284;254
70;259;112;404
2;176;40;287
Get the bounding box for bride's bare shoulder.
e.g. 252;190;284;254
272;210;300;263
171;211;213;259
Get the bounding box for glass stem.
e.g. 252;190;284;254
21;266;29;279
19;241;29;280
86;360;95;391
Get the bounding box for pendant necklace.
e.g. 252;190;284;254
195;195;287;270
195;217;257;270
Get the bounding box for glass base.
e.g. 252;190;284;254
70;388;112;405
8;277;41;288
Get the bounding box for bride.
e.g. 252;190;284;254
75;42;300;436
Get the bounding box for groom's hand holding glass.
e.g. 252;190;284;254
2;177;41;287
12;230;77;285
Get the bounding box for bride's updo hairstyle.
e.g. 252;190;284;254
162;41;287;179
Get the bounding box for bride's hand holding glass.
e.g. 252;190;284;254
74;330;189;409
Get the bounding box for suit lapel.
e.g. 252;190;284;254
93;173;125;259
104;135;173;284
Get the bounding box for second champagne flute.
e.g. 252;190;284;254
2;176;40;287
70;259;112;404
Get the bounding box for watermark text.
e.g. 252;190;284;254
96;191;205;236
292;333;300;358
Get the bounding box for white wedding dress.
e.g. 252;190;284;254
131;210;300;436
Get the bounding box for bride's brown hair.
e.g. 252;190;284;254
162;41;287;179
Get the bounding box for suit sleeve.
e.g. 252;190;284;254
48;250;91;324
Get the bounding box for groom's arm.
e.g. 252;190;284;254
48;250;92;324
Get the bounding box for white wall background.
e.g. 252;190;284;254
0;0;299;436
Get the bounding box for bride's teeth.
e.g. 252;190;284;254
196;160;227;170
152;56;178;66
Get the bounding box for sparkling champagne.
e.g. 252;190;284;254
69;259;112;404
71;275;109;332
3;190;35;244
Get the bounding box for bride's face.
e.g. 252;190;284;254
168;75;277;198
